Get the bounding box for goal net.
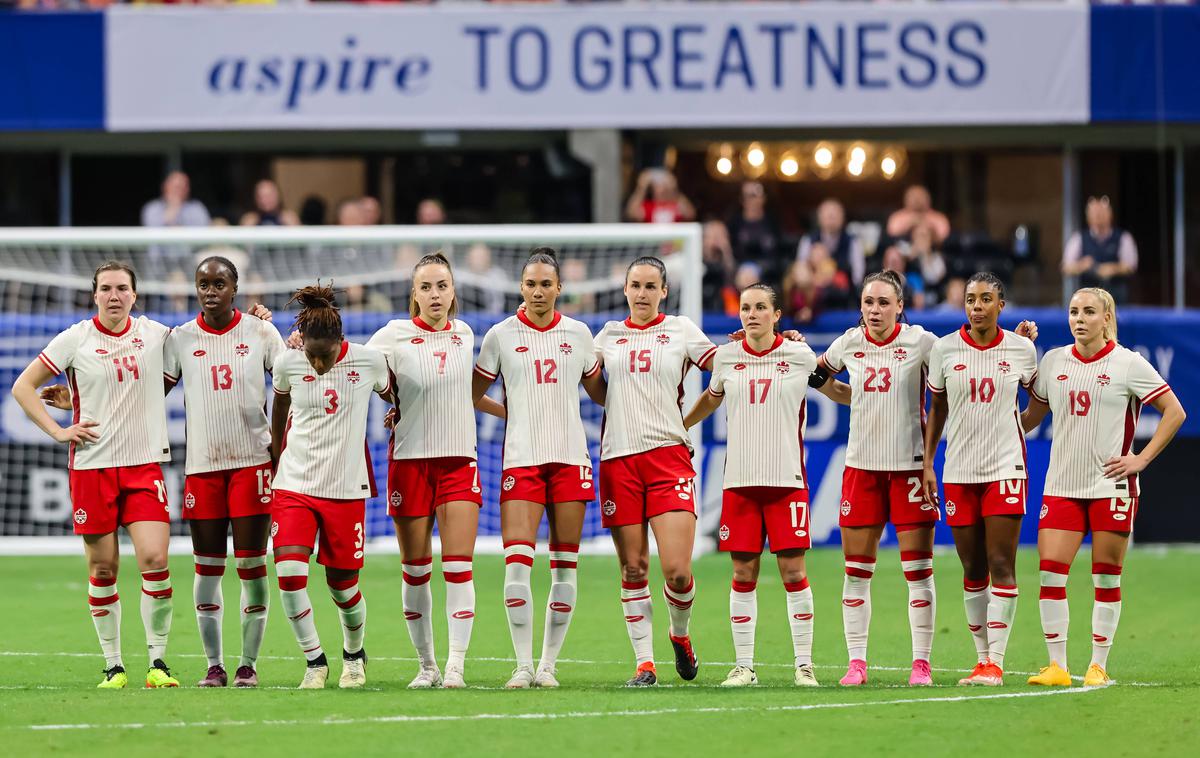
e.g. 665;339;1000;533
0;224;703;552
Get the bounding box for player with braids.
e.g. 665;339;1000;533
270;282;389;689
1022;288;1184;688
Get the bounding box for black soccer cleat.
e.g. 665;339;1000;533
669;634;699;681
625;663;658;687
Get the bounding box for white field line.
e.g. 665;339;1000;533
19;688;1097;731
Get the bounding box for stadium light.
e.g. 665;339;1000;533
813;144;834;169
716;156;733;176
779;155;800;178
746;143;765;168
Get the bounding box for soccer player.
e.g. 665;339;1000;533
923;272;1039;686
367;252;505;689
472;247;606;689
270;284;389;689
162;256;285;688
683;284;822;687
11;261;179;689
593;256;715;686
1022;288;1184;688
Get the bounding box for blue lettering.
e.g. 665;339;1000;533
208;58;245;93
806;26;844;87
623;26;661;90
464;26;501;91
758;23;795;89
574;26;612;92
362;57;392;90
947;22;986;87
395;57;430;94
714;26;753;90
856;22;888;89
338;37;357;91
898;22;937;88
256;58;281;94
509;26;549;93
672;25;704;91
286;59;328;111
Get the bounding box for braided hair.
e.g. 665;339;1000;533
966;271;1006;301
289;282;342;341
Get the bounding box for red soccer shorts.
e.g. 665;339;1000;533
271;489;366;569
719;487;811;554
69;463;169;535
499;463;595;505
388;457;483;518
1039;496;1138;534
943;479;1026;527
599;445;697;528
183;462;273;521
839;467;939;531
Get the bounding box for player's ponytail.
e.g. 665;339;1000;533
409;251;459;320
92;260;137;294
625;256;668;289
289;282;342;341
522;246;561;282
1075;287;1119;343
857;269;908;327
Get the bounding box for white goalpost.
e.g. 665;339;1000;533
0;224;704;555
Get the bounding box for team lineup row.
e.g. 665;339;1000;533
10;248;1185;691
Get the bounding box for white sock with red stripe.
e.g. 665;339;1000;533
730;580;757;667
236;550;269;668
784;578;814;666
328;576;366;655
842;555;875;662
276;554;323;662
663;575;696;639
1039;560;1071;668
402;557;435;667
901;550;935;664
193;553;226;667
539;542;578;670
963;576;991;663
88;575;122;668
442;555;475;671
503;541;535;670
987;584;1019;668
621;579;654;666
141;568;173;664
1091;563;1123;670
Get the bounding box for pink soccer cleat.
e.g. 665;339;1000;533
197;665;227;687
232;665;258;688
839;659;868;686
909;659;933;686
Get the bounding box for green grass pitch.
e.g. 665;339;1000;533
1;547;1197;756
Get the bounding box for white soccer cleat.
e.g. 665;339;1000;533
720;665;758;687
299;664;329;690
442;665;466;689
505;666;535;689
339;658;367;689
794;663;820;687
407;665;442;689
533;666;560;688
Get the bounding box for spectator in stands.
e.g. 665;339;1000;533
785;241;854;323
558;258;595;316
337;197;367;226
141;170;210;228
343;283;392;313
360;196;383;225
886;184;951;244
938;276;967;311
299;195;328;226
624;167;696;224
726;181;782;270
906;222;946;300
417;198;447;225
240;179;300;226
797;199;865;287
883;245;926;310
702;219;736;312
725;262;762;316
463;242;508;313
1062;195;1138;303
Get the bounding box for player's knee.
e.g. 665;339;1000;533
662;566;691;591
137;553;168;573
621;563;648;584
731;564;758;584
986;555;1015;585
89;562;118;581
779;566;807;585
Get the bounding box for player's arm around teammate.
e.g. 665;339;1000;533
11;261;178;689
684;285;820;688
1023;289;1184;689
471;247;601;689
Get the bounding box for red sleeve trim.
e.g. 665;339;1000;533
706;386;724;398
37;352;61;375
1028;386;1048;404
1140;383;1171;405
817;354;843;374
584;361;602;378
273;386;290;396
696;346;717;369
474;365;497;381
163;372;179;383
926;381;945;394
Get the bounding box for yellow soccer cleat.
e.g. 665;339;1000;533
145;660;180;689
97;666;127;689
1027;662;1072;687
1083;663;1113;688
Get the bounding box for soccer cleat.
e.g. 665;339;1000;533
505;666;535;689
533;666;560;688
197;664;227;687
1083;663;1113;688
625;662;657;687
839;659;868;686
720;664;758;687
97;665;127;689
909;659;933;686
669;634;699;681
232;666;258;688
339;649;367;689
960;660;1003;686
145;660;180;689
299;655;329;690
794;663;820;687
408;665;443;689
1027;662;1072;687
442;665;466;689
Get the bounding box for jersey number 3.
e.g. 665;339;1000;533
324;389;339;414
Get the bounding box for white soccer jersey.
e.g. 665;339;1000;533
708;337;818;489
927;327;1038;484
37;315;172;471
1032;341;1171;499
366;317;477;461
474;310;599;469
594;313;716;460
272;341;388;500
820;323;936;472
164;310;286;475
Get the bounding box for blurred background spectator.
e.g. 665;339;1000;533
299;195;328;226
905;222;947;304
1063;195;1138;303
141;171;209;228
886;185;951;244
725;181;782;274
625;168;696;224
416;197;447;225
702;219;736;312
797;198;865;288
783;241;854;323
240;179;300;226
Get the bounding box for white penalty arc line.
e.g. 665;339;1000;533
22;688;1096;731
